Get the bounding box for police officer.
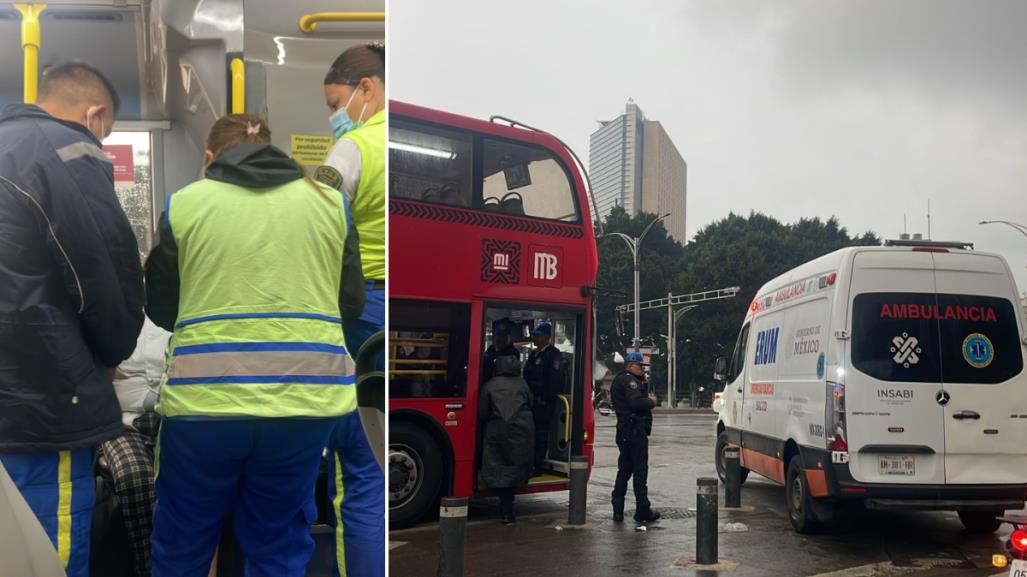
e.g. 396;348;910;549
482;318;519;384
522;321;563;472
610;352;661;524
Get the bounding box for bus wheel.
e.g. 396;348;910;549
786;456;821;534
958;510;1002;534
389;421;443;529
714;431;748;485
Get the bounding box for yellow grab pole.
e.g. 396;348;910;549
230;57;245;114
298;11;384;33
14;4;47;104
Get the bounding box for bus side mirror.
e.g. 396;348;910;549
713;356;727;383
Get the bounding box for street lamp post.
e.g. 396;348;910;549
979;220;1027;241
607;213;671;350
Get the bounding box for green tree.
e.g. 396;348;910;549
595;208;880;403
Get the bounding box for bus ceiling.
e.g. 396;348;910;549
1;0;382;194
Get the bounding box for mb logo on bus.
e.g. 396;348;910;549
528;244;563;288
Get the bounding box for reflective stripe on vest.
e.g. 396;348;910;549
162;177;355;418
343;109;385;280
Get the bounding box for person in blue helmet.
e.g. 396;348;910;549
610;352;661;524
522;321;564;473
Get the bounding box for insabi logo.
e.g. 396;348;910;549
528;245;563;287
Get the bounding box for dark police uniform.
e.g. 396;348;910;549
610;368;658;523
523;344;563;470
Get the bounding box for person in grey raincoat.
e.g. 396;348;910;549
478;355;535;525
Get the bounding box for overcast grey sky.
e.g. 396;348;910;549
390;0;1027;295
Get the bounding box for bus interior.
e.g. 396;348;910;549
1;1;383;575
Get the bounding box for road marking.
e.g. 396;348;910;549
807;558;965;577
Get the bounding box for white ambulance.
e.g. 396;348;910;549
714;239;1027;533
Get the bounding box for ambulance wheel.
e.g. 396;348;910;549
786;456;821;534
390;421;443;529
715;432;748;485
958;510;1002;533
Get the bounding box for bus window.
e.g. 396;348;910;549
389;121;473;207
103;131;154;254
389;300;471;398
482;138;578;222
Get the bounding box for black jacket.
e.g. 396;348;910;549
478;356;535;489
523;344;564;407
0;104;144;452
611;369;654;437
144;144;365;330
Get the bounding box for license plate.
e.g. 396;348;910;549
1009;559;1027;577
878;455;915;476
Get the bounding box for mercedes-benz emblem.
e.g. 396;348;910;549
936;390;951;406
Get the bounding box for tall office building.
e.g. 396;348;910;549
588;100;688;242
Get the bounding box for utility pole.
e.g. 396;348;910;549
607;213;671;350
619;287;740;407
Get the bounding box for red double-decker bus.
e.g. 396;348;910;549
388;101;598;527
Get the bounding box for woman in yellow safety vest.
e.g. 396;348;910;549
144;114;365;577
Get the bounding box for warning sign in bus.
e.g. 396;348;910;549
291;134;334;166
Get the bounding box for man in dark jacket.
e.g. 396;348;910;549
478;355;534;525
0;62;144;577
610;352;660;524
523;321;563;472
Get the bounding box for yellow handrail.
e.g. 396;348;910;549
299;11;384;33
14;4;46;104
557;393;571;443
230;58;245;114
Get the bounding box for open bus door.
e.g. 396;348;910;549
479;308;589;492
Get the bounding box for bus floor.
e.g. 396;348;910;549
390;412;1017;577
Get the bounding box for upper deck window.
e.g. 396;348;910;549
390;121;473;207
390;118;580;223
481;138;578;222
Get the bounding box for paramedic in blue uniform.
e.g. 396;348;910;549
314;43;386;577
610;352;661;524
0;62;144;577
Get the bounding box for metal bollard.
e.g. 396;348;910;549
696;477;718;565
568;455;589;525
437;497;468;577
725;446;741;508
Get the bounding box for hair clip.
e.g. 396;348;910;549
246;122;261;135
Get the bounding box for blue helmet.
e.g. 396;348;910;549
625;352;645;365
532;321;552;337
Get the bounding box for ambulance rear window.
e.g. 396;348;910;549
852;293;1023;384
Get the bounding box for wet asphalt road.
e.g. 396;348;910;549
389;412;1018;577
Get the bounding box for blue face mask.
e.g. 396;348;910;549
330;87;368;139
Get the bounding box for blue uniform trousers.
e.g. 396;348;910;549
327;411;384;577
0;448;95;577
151;418;334;577
335;281;384;576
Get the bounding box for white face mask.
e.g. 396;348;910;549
85;107;107;142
